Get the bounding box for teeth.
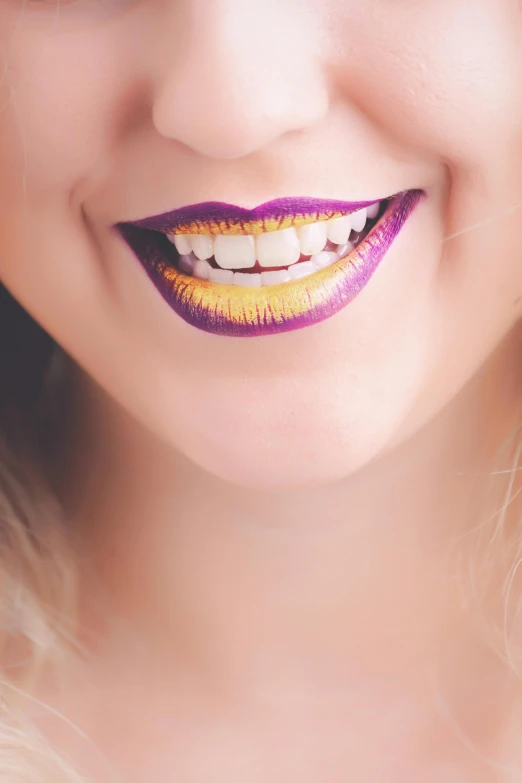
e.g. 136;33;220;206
214;235;256;270
193;258;211;280
190;234;214;260
176;242;347;286
172;234;192;256
256;227;301;268
178;253;195;274
169;200;383;284
335;241;354;259
209;267;235;284
326;215;352;245
234;272;262;287
311;250;339;269
298;222;328;255
260;269;291;286
351;208;367;233
288;260;317;280
367;202;380;220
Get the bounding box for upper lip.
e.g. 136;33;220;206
117;194;400;236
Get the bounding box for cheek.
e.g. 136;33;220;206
329;1;522;170
0;16;147;321
0;21;146;386
0;20;138;206
327;1;522;318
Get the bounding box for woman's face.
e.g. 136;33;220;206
0;0;521;488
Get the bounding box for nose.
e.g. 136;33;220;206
151;1;330;160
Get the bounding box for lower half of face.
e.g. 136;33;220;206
0;0;521;490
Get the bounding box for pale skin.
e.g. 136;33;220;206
1;0;522;780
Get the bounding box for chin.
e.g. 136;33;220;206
176;409;392;491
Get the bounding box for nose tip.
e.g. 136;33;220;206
151;10;330;161
153;70;329;161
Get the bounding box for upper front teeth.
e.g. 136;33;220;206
298;222;328;255
170;205;379;271
214;235;256;269
255;227;301;268
326;215;353;245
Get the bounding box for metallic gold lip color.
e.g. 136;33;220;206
117;189;423;338
123;196;384;236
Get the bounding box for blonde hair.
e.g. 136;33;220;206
0;283;86;781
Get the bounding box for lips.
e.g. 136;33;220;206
117;189;423;337
123;195;385;236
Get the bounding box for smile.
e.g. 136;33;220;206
117;190;423;337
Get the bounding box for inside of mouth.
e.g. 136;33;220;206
145;198;388;283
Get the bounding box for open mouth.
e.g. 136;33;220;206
117;190;423;337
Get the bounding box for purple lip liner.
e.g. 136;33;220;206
120;194;397;234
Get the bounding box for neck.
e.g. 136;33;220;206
62;334;522;698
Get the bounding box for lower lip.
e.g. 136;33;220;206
119;189;422;338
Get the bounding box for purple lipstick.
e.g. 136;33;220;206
126;195;387;236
